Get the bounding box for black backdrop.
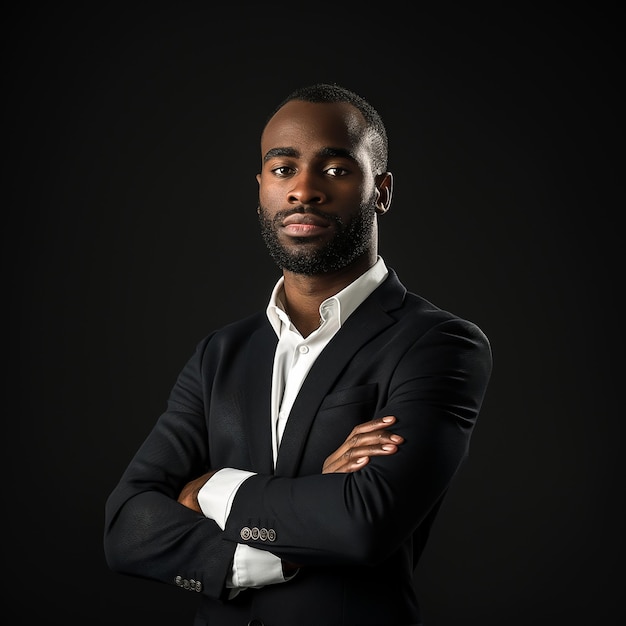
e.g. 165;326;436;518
4;5;622;625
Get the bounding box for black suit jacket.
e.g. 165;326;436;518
104;269;492;626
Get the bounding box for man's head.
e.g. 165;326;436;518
266;84;389;176
257;83;393;276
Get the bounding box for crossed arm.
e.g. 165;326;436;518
105;315;491;598
176;415;404;575
177;415;404;511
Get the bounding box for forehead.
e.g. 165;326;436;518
261;100;368;156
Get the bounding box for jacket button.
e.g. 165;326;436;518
247;620;264;626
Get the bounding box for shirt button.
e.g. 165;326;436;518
298;345;309;354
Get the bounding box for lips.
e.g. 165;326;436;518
281;213;330;227
281;211;331;237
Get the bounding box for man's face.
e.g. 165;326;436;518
256;100;379;275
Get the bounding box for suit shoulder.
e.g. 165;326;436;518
194;311;269;352
401;290;490;347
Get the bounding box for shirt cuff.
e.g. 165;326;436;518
230;544;287;589
197;467;255;529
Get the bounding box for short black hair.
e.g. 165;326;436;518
266;83;389;175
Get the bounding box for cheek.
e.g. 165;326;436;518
359;170;378;199
258;178;281;205
356;183;375;207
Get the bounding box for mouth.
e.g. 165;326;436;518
281;211;332;237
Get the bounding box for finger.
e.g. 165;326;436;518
326;429;404;470
323;455;370;474
346;429;405;451
349;415;397;436
323;434;403;473
339;439;399;467
346;441;400;461
344;421;402;450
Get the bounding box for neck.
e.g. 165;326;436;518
281;253;375;337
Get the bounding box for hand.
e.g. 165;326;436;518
177;470;218;513
322;416;404;474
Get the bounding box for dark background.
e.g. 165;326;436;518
4;5;622;625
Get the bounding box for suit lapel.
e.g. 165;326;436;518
274;271;406;476
243;322;277;474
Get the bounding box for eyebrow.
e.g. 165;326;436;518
263;146;357;163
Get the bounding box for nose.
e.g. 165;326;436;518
287;170;327;205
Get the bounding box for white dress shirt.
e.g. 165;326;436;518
198;257;389;594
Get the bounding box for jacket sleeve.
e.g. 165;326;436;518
103;334;236;600
222;317;492;567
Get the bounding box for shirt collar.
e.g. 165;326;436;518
266;256;389;337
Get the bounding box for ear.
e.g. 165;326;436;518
374;172;393;215
256;173;262;186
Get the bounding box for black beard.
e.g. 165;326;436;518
258;197;377;275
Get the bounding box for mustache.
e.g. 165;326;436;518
262;206;343;226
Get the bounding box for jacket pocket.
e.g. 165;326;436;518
318;382;378;410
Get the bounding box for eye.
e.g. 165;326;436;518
271;165;295;177
325;166;349;177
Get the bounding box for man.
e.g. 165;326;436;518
104;83;492;626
